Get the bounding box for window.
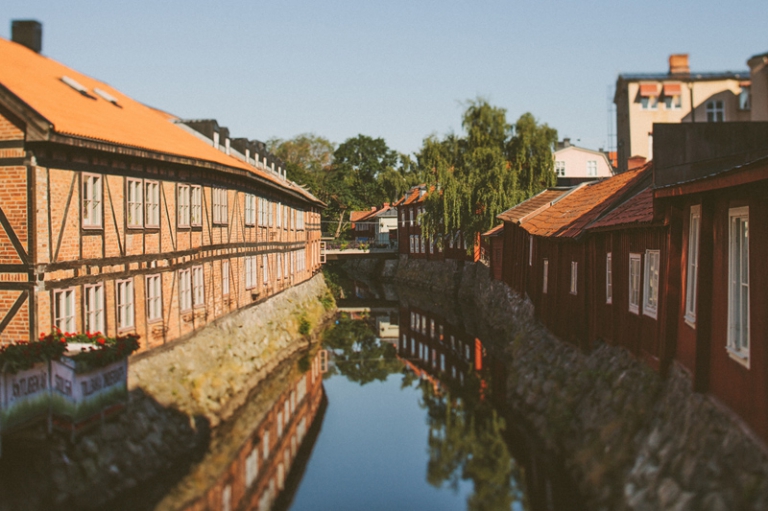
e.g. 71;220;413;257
706;100;724;122
739;87;750;110
127;179;143;227
684;205;700;325
543;259;548;294
277;253;283;280
409;209;414;226
213;188;228;224
246;447;259;487
606;253;613;304
587;160;597;177
570;261;578;295
529;236;533;266
555;161;565;177
193;266;204;307
222;260;230;296
727;206;749;366
145;181;160;227
420;235;425;254
276;202;282;230
82;174;102;228
179;269;192;311
664;95;681;110
54;288;76;333
245;194;255;226
297;209;304;230
262;254;269;288
84;283;104;334
190;185;202;226
246;256;257;289
643;250;660;319
641;95;658;110
177;184;190;227
409;235;415;253
146;274;162;321
116;279;134;330
629;254;641;314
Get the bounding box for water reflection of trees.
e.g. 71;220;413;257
322;314;403;385
323;313;527;510
420;372;527;511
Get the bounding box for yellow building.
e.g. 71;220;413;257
614;54;750;172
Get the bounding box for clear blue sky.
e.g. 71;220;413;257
4;1;766;156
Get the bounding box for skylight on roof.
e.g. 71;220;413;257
61;75;88;94
94;87;120;107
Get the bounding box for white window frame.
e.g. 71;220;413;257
727;206;750;367
192;265;204;307
570;261;578;295
146;274;162;322
606;252;613;304
706;100;725;122
222;260;230;297
629;253;641;314
213;188;228;225
246;256;257;289
177;184;191;227
664;94;681;110
528;236;533;266
643;249;660;319
191;185;202;226
82;173;102;228
555;161;565;177
127;178;143;228
586;160;597;177
116;279;134;331
244;194;255;226
684;205;700;326
640;95;658;110
54;288;76;333
145;180;160;228
262;254;269;289
84;283;104;334
543;259;548;294
178;268;192;312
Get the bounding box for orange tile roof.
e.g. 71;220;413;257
0;37;320;204
394;185;429;207
588;187;654;230
482;224;504;237
497;188;570;224
521;165;650;238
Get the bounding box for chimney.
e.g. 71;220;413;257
11;20;42;53
669;54;690;75
563;137;571;147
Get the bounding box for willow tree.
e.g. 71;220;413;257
419;99;557;249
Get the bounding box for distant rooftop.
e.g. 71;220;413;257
617;71;749;82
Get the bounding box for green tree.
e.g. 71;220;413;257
322;314;403;385
419;99;557;251
267;133;335;195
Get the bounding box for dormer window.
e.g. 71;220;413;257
639;83;659;110
706;100;725;122
663;83;682;110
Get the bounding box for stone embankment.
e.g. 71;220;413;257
0;274;334;511
347;257;768;510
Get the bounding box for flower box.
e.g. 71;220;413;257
0;361;50;431
50;356;128;425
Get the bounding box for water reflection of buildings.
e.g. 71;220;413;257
398;305;485;391
182;351;327;511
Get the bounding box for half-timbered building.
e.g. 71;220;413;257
0;31;324;351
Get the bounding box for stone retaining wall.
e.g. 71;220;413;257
384;257;768;510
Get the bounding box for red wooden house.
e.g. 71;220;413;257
653;122;768;443
586;183;670;372
393;185;477;262
498;168;648;348
481;224;504;280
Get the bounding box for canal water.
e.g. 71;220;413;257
0;277;582;510
145;276;581;511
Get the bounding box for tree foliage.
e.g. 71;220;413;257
419;99;557;248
